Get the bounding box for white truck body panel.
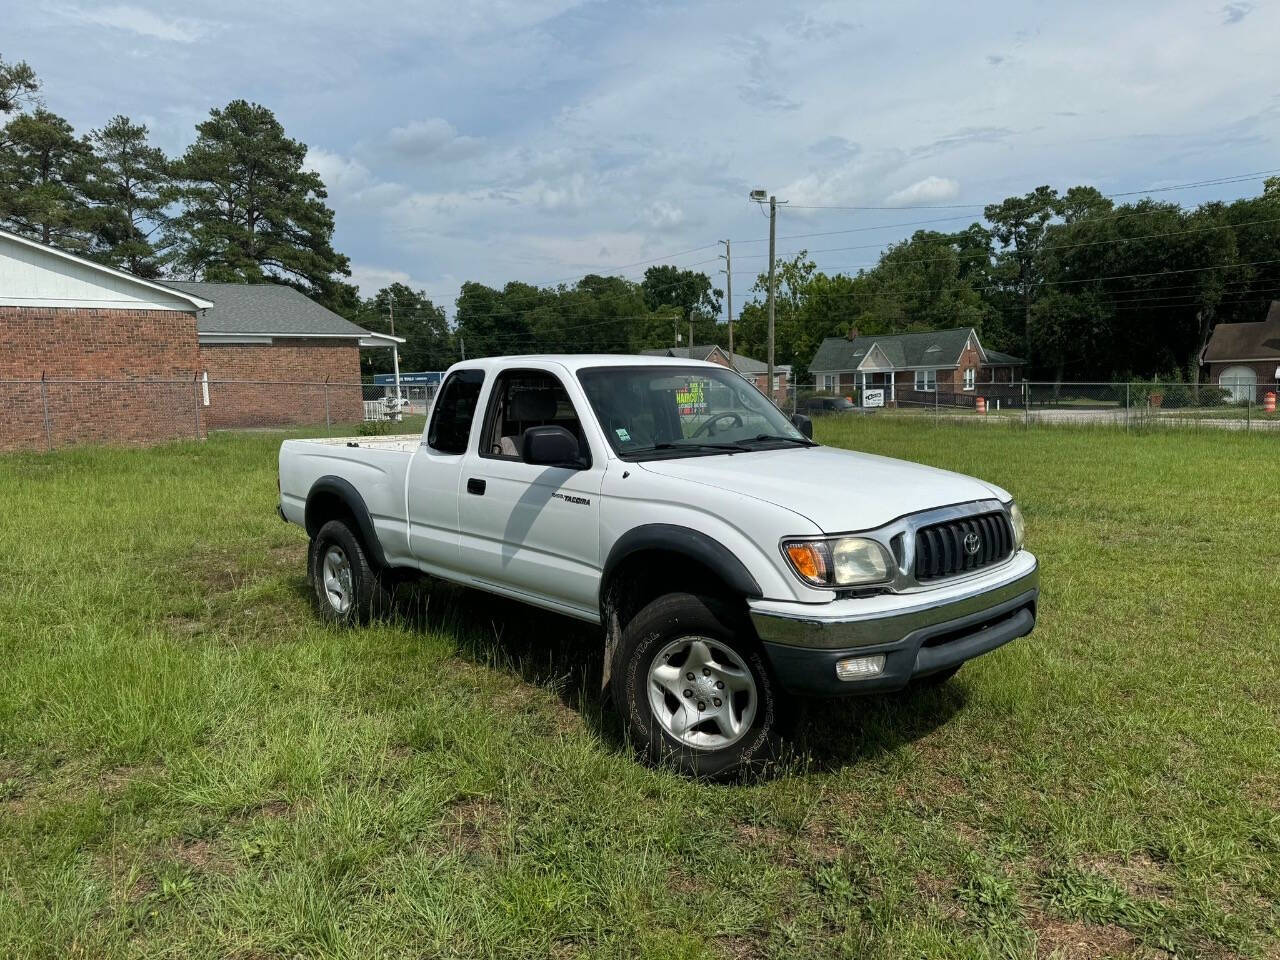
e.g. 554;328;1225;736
279;354;1038;689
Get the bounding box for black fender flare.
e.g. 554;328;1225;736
304;476;389;568
600;523;763;607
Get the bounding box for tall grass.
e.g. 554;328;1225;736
0;420;1276;958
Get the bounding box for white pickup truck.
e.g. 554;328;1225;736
278;355;1038;778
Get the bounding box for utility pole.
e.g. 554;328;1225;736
719;239;733;364
689;319;694;354
750;189;783;402
387;297;403;420
767;195;776;399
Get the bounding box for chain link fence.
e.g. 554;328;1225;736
787;380;1280;431
3;374;1278;453
0;376;440;453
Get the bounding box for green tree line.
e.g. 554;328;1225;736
735;182;1280;382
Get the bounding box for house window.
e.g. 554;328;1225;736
913;370;937;392
822;374;835;392
963;368;975;391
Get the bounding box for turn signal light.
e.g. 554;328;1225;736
784;543;827;582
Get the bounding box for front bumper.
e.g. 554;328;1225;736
750;553;1039;695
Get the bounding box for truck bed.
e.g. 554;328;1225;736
278;434;420;565
288;434;422;453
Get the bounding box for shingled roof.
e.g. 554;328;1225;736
810;327;1024;372
164;281;374;338
641;344;776;376
1202;302;1280;362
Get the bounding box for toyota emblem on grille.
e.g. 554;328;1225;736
963;532;982;556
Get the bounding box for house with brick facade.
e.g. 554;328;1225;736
0;227;399;450
640;344;791;403
808;327;1024;407
166;281;399;429
1200;302;1280;403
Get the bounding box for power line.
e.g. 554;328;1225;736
770;168;1280;212
375;167;1280;342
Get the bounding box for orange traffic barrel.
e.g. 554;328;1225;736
1265;392;1277;414
976;396;986;414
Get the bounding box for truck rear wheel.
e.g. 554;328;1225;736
613;592;779;781
308;519;392;625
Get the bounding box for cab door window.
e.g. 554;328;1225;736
427;369;485;454
480;369;591;465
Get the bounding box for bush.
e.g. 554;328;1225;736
357;419;392;436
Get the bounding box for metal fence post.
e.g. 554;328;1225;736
40;372;52;451
325;377;331;435
1023;380;1029;430
1125;382;1130;432
1247;394;1252;432
193;373;202;440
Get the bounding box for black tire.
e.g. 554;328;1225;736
910;664;962;689
612;592;780;781
308;519;393;626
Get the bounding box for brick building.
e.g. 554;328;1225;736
166;281;398;429
808;327;1024;408
0;227;399;450
1200;302;1280;402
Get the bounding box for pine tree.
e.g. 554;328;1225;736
85;116;174;277
170;99;351;302
0;108;94;249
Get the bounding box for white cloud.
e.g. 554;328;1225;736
386;118;485;159
349;264;435;298
60;4;214;43
884;176;961;207
305;148;373;194
644;201;685;229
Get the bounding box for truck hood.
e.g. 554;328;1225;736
637;445;1008;533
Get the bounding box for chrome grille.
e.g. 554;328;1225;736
914;511;1013;581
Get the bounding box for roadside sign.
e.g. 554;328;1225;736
862;389;885;408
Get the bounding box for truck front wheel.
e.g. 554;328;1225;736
613;592;780;780
308;519;392;625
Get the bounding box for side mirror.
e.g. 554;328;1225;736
521;425;583;467
791;413;813;439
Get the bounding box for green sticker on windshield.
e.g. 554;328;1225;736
615;427;631;442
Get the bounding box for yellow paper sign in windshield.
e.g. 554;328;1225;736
676;379;707;415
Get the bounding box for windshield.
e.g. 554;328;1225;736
577;365;810;459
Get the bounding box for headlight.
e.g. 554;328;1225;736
1007;501;1026;550
782;537;892;587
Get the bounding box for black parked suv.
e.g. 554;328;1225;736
805;395;857;415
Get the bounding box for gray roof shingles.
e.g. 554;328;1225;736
810;327;1024;372
1202;302;1280;362
164;281;372;338
640;344;773;375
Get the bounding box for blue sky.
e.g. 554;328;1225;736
13;0;1280;313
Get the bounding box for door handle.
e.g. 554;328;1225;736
467;478;486;495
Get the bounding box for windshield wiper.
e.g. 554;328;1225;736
741;434;818;447
643;440;752;454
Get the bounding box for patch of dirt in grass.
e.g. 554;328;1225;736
98;763;160;796
161;614;208;636
492;683;582;735
1026;910;1152;959
169;836;231;873
1075;853;1174;905
440;796;506;856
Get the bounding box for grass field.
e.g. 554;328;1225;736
1;419;1277;958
